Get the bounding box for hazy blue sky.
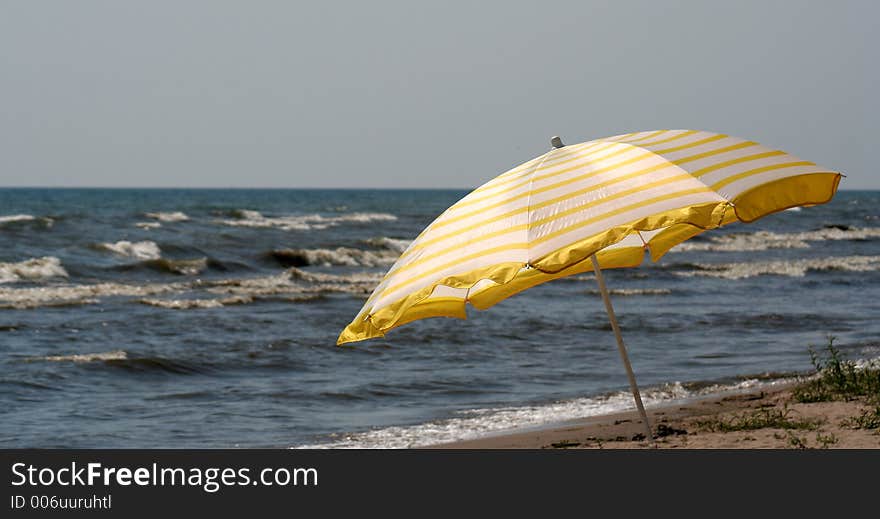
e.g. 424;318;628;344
1;1;876;189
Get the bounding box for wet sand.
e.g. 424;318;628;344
432;383;880;449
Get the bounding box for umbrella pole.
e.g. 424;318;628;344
589;254;654;443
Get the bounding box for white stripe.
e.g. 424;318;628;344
529;191;724;261
529;174;709;237
385;221;528;284
441;142;642;218
371;248;529;313
720;167;831;200
635;130;718;151
651;135;750;162
698;153;809;187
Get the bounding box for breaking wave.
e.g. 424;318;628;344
0;257;68;284
219;210;397;231
135;222;161;230
0;214;53;228
363;237;411;254
672;225;880;253
299;375;796;448
0;280;185;309
584;288;671;296
27;350;205;374
96;240;162;260
145;211;189;222
269;247;398;268
0;268;379;309
206;268;382;297
33;350;129;363
139;295;253;309
142;257;208;276
678;255;880;280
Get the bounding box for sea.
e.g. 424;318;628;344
1;188;878;448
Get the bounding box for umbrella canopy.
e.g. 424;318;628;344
339;129;841;345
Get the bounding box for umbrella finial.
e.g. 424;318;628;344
550;136;565;149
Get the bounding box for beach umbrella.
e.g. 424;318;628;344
337;129;842;441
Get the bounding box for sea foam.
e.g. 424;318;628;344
0;257;68;284
671;226;880;253
219;210;397;231
145;211;189;222
97;240;162;260
677;255;880;280
297;376;796;449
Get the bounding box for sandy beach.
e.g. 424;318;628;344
434;382;880;449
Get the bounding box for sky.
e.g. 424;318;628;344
0;0;876;189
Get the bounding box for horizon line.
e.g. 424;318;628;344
0;185;874;192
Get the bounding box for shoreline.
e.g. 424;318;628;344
430;381;880;449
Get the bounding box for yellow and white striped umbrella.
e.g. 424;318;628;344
338;129;842;346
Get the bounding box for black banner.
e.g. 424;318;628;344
2;449;877;515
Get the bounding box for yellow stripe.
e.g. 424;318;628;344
382;173;701;280
634;129;699;147
691;150;786;178
650;133;728;155
711;161;815;191
378;186;714;301
377;243;530;302
531;186;715;247
617;129;668;144
430;136;733;231
669;140;757;166
442;134;730;215
489;140;597;183
606;131;640;142
469;141;608;195
399;137;751;265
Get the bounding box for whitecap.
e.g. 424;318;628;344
97;240;162;260
677;255;880;280
135;222;162;230
139;295;252;309
0;257;68;284
218;210;397;231
0;280;186;309
671;226;880;253
0;214;36;225
145;211;189;222
32;350;129;363
270;247;399;268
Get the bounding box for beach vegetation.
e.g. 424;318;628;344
695;405;821;433
792;336;880;403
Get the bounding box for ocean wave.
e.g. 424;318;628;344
584;288;671;296
0;257;68;284
0;214;53;228
142;257;207;276
27;350;204;374
0;214;35;225
0;267;379;308
206;268;382;297
269;247;398;268
96;240;162;260
135;222;161;230
677;255;880;280
297;376;796;448
33;350;129;363
0;280;185;309
672;226;880;253
219;210;397;231
145;211;189;222
139;295;253;309
363;237;411;254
